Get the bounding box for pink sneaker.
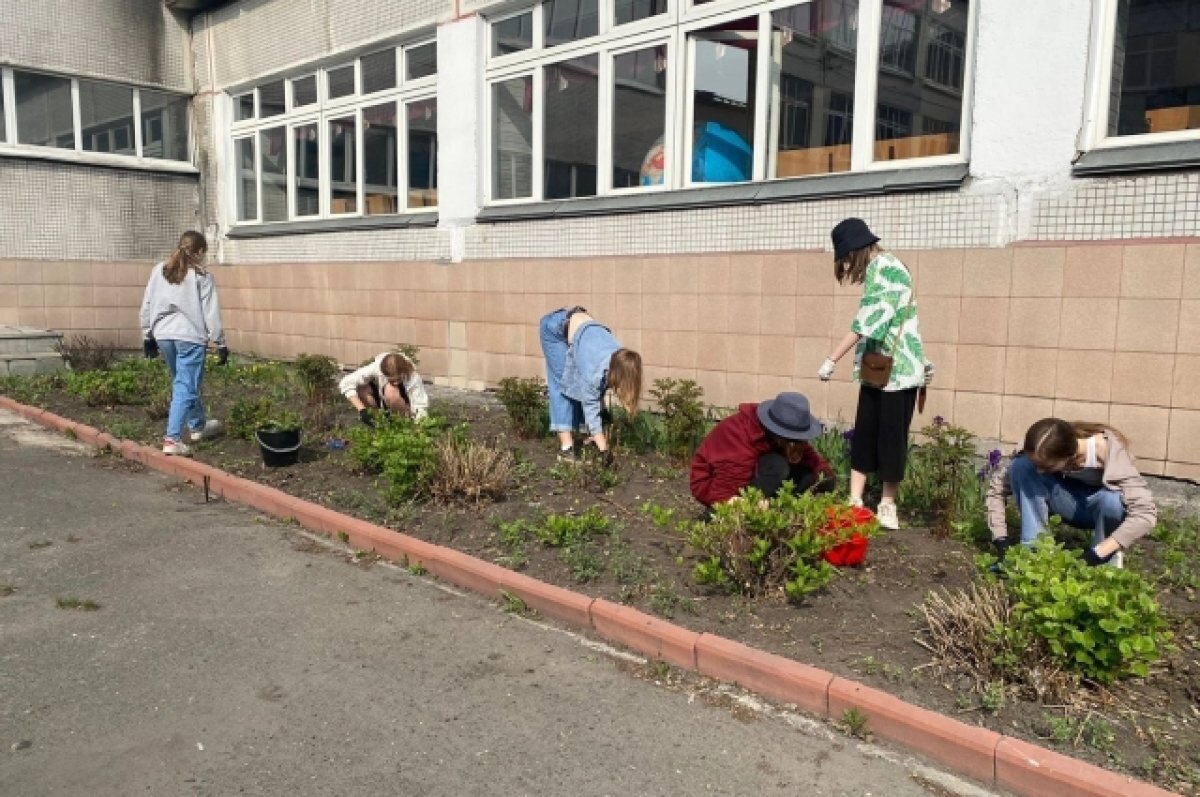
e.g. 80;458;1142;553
162;438;193;456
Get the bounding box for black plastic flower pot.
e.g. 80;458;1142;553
255;428;301;467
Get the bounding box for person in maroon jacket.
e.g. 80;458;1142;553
691;392;836;508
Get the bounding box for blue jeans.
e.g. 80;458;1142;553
159;339;208;441
1008;454;1125;546
539;309;584;434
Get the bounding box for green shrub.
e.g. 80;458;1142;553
609;405;662;454
685;485;878;601
496;376;550;439
346;414;454;501
1131;509;1200;591
650;378;707;462
258;409;303;433
293;353;339;405
63;358;168;406
55;335;117;372
811;425;852;494
899;418;999;544
228;397;279;440
995;537;1173;684
0;374;64;405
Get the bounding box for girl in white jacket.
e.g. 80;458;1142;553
339;352;429;425
139;231;226;456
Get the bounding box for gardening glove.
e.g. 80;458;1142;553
217;346;230;366
1083;546;1114;567
923;361;936;386
992;536;1013;559
142;335;159;359
358;408;375;428
818;358;837;381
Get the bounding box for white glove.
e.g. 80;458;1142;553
818;358;837;381
923;361;936;386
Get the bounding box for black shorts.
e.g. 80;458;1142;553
850;386;919;483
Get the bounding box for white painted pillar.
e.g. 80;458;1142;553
437;15;485;233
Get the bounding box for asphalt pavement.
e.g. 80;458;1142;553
0;408;999;797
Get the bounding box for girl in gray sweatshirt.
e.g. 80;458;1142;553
139;231;226;456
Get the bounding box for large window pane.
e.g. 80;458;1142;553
406;43;438;80
1110;0;1200;136
874;0;967;161
141;89;189;161
362;50;397;94
78;80;134;155
327;65;356;100
15;71;74;149
545;55;598;199
259;81;286;117
771;0;857;178
292;75;318;108
492;77;533;200
613;46;667;188
690;27;757;183
544;0;599;47
615;0;667;26
259;127;288;222
363;103;398;214
235;136;257;221
293;123;320;217
493;13;534;56
407;99;439;208
330;115;358;214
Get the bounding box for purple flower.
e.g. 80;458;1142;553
933;415;945;427
842;428;855;442
988;449;1002;468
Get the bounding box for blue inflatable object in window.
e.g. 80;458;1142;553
691;121;752;183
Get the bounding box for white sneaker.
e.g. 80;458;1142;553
849;496;864;508
187;419;224;443
876;501;899;530
1111;551;1124;569
162;438;193;457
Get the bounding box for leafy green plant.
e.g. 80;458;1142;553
346;414;454;501
228;397;280;439
1131;509;1200;592
500;590;534;617
980;681;1006;713
649;378;707;462
640;501;679;529
258;409;303;433
496;377;550;439
995;537;1173;684
649;581;696;618
535;507;613;548
685;485;877;601
293;353;339;405
549;457;623;492
609;405;662;454
898;418;983;537
811;425;853;494
840;708;870;739
63;358;168;406
0;373;63;405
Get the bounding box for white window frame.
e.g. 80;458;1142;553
1082;0;1200;150
0;66;194;172
484;0;975;205
227;38;438;225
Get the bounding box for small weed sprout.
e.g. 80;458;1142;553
28;540;53;549
337;531;350;544
0;584;16;597
840;708;870;740
980;681;1006;714
408;562;428;576
500;590;534;617
649;581;696;619
56;597;101;611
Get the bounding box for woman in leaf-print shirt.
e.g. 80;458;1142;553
817;218;932;531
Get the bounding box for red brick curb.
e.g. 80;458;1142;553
2;394;1182;797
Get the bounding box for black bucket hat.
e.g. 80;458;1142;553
831;217;880;261
756;392;823;441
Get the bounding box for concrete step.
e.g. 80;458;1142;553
0;325;64;357
0;352;67;376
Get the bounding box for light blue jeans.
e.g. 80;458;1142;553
1008;454;1125;547
539;308;585;434
159;339;208;442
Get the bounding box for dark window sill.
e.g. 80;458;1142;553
478;164;968;222
227;212;439;239
1073;139;1200;176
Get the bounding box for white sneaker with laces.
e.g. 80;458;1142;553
876;501;899;530
162;438;193;457
187;419;224;443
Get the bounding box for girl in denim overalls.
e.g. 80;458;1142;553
538;307;642;466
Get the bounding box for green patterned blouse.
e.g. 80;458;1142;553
849;252;926;391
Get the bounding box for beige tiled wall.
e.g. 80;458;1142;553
4;239;1200;479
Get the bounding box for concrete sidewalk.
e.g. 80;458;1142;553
0;409;994;797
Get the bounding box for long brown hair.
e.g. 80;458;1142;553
1023;418;1129;471
835;243;881;285
380;352;414;381
608;348;643;414
163;230;208;285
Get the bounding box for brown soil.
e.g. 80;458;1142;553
14;380;1200;795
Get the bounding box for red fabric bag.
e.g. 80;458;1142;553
820;505;875;567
